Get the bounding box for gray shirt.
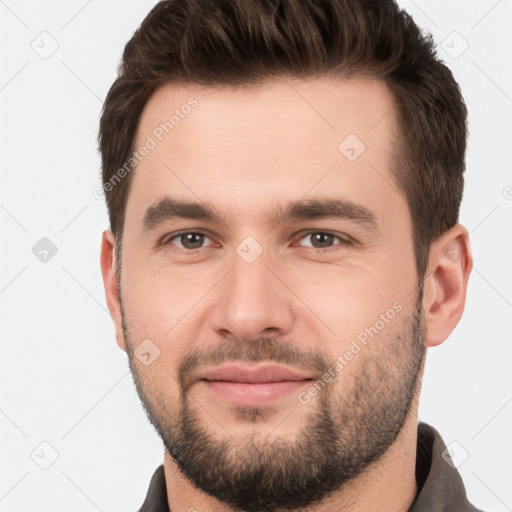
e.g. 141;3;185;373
137;422;484;511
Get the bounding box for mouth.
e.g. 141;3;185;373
196;364;314;406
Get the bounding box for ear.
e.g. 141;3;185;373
422;223;473;348
100;229;127;352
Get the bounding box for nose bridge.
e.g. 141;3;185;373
231;247;273;308
211;239;294;341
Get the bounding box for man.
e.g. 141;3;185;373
98;0;482;510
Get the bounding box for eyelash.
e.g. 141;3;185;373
161;230;354;255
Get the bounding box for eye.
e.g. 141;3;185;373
164;231;215;252
296;231;353;251
161;230;354;255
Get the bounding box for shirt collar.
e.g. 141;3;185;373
409;422;482;511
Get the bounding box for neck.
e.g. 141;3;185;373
163;407;420;512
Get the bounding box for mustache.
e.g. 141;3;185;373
178;337;330;391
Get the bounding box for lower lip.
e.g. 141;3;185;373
200;380;311;406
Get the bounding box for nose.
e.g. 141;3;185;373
209;245;295;343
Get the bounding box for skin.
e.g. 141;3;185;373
100;77;473;512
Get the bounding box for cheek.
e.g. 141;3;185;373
120;262;208;380
285;260;400;338
120;250;191;336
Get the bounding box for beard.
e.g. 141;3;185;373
120;283;426;512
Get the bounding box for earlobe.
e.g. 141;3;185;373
100;229;127;352
422;224;473;348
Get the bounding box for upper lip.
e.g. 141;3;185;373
197;364;314;383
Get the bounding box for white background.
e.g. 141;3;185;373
1;1;511;510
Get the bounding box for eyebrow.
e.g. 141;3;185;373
141;196;379;232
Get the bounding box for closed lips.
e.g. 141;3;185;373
198;364;314;384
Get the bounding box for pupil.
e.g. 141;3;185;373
312;233;333;248
182;233;203;249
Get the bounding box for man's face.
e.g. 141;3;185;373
115;77;426;511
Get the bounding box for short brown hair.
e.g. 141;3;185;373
98;0;468;280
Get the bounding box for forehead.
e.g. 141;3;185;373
126;76;402;229
135;76;397;150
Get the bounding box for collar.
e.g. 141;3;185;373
409;422;483;511
137;422;483;512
